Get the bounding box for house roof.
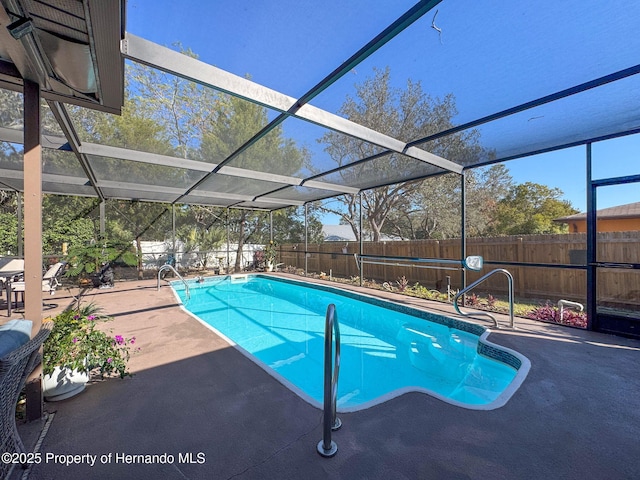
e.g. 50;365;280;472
322;224;401;241
554;201;640;222
322;224;357;242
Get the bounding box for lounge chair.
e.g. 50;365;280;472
0;321;52;479
9;262;66;312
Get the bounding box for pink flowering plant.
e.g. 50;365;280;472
43;303;137;379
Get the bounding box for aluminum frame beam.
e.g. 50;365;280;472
47;100;105;200
0;129;360;196
407;64;640;151
0;125;70;149
0;168;90;185
97;179;303;207
80;142;360;194
122;31;459;174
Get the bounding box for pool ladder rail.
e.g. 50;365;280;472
453;269;515;329
317;303;342;458
157;264;190;301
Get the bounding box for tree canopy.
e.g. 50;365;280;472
319;67;504;240
487;182;579;235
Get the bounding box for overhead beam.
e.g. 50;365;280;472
47;101;105;200
407;63;640;150
78;141;361;194
0;129;361;196
96;180;195;197
96;179;302;207
122;25;459;175
302;179;360;194
0;125;69;149
0;168;90;185
122;33;296;112
79;142;213;171
294;104;460;172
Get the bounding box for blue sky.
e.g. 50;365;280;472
126;0;639;215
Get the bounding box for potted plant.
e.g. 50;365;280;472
42;303;137;401
264;240;278;272
65;240;137;286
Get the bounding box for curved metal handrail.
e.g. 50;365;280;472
453;269;515;329
317;303;341;458
157;264;190;301
557;299;584;322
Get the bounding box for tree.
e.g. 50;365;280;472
0;212;17;254
181;226;225;269
383;172;461;239
66;62;185;277
42;195;100;254
465;164;513;236
127;50;220;160
104;200;173;278
198;94;309;270
272;206;323;244
0;192;18;254
379;165;513;240
319;67;489;241
487;182;579;235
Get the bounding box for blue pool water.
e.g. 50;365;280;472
172;275;529;411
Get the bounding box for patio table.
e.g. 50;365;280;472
0;259;25;316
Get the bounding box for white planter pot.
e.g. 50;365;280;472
43;366;89;401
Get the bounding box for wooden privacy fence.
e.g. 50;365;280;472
279;231;640;308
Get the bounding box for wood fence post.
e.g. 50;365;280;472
345;245;349;278
516;237;525;295
435;240;440;287
383;241;387;281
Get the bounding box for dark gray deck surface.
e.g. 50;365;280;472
8;275;640;480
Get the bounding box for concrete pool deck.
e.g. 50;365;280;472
8;274;640;479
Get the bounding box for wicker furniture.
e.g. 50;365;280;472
0;322;52;479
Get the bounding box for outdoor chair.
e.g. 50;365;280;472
0;320;52;479
10;262;65;308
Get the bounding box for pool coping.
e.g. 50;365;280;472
169;273;531;412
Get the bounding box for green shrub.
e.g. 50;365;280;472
43;304;138;378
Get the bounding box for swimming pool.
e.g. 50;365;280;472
172;275;530;411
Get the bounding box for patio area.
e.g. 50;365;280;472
0;2;638;478
8;275;640;480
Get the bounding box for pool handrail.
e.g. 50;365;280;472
317;303;341;458
557;299;584;322
354;253;484;272
157;264;190;301
453;269;515;329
